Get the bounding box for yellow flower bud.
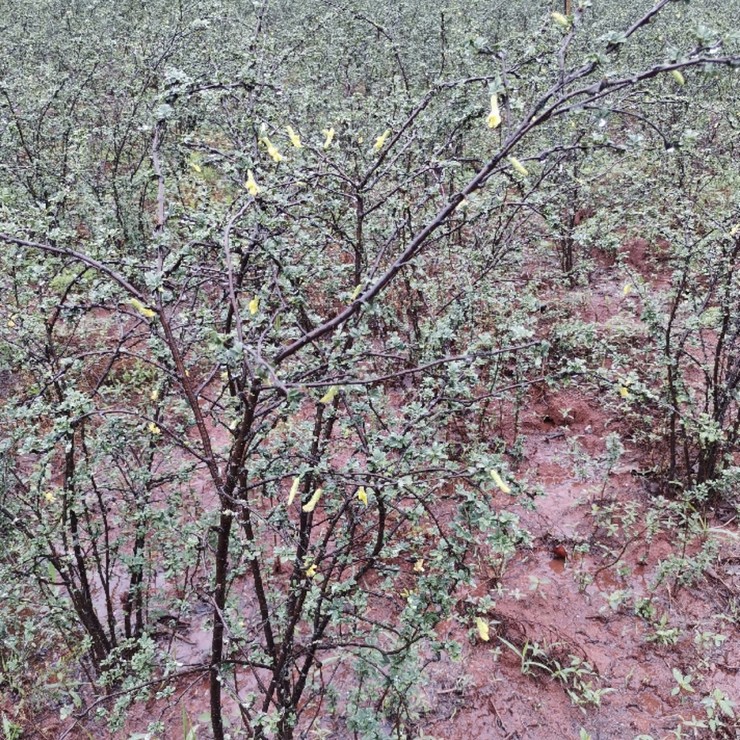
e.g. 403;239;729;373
129;298;156;319
261;137;284;162
319;386;338;404
302;488;322;513
322;127;335;149
286;125;302;148
490;469;511;494
486;94;501;129
287;477;300;506
373;129;391;151
356;486;368;505
245;169;260;196
508;157;529;177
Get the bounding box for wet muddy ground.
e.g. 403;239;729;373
8;243;740;739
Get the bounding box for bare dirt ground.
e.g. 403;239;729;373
414;244;740;740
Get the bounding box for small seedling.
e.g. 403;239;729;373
671;668;695;696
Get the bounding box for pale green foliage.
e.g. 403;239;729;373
0;0;739;737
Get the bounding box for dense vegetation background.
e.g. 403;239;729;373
0;0;738;737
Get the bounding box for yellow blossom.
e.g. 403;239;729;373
286;125;302;148
490;469;511;494
373;129;391;151
486;94;501;129
623;283;632;296
357;486;368;506
551;11;570;28
245;169;260;196
129;298;156;319
148;422;161;435
413;558;425;573
150;389;159;401
261;137;284;162
508;157;529;177
619;385;630;399
305;563;317;578
287;477;300;506
476;616;490;641
671;69;686;86
302;487;323;513
43;491;56;503
322;127;335;149
319;386;338;404
249;296;260;315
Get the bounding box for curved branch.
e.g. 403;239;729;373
0;233;146;300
